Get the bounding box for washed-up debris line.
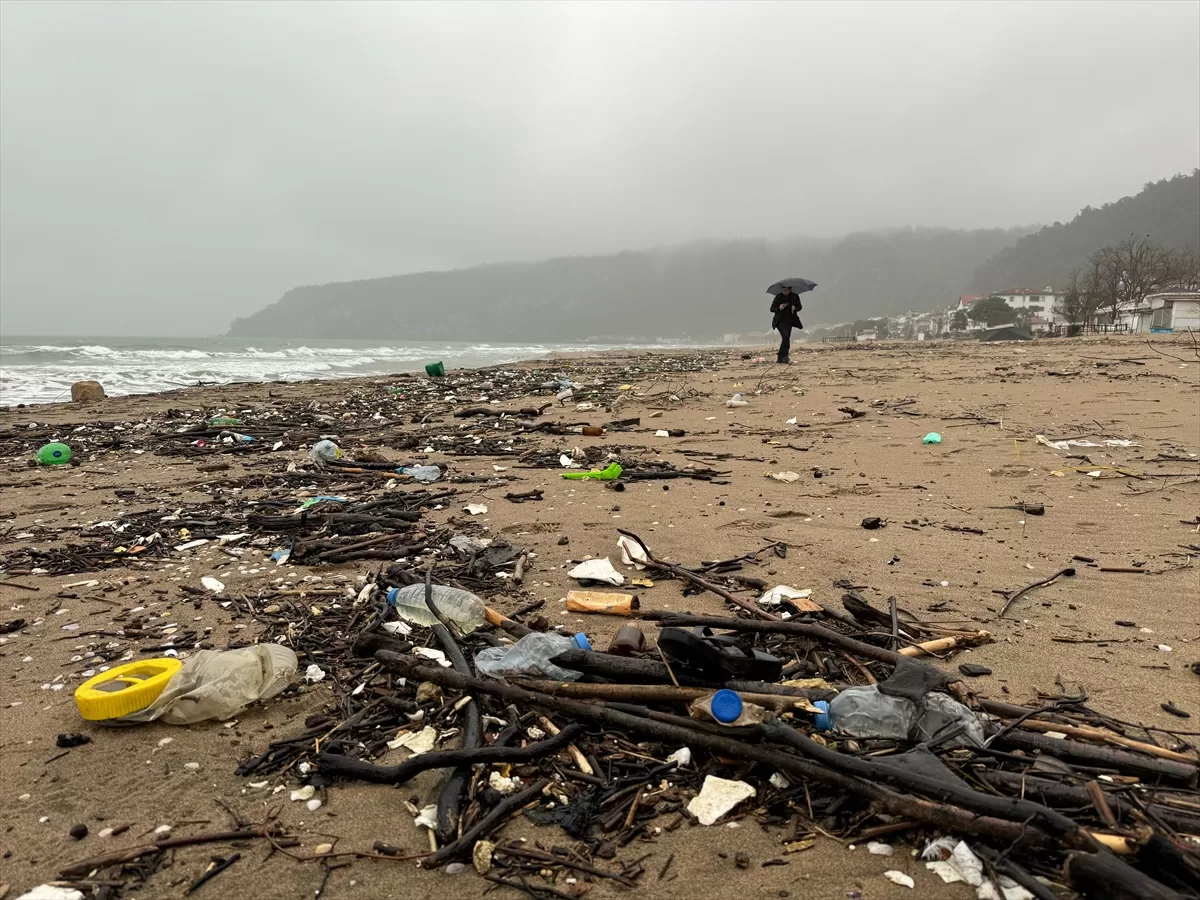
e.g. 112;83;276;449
54;528;1199;900
13;352;1199;900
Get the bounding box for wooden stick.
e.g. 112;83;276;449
1008;717;1199;765
511;678;820;712
60;828;264;878
897;632;992;657
317;725;585;784
999;567;1075;618
536;715;593;775
1085;780;1118;828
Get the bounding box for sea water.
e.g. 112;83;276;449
0;336;629;406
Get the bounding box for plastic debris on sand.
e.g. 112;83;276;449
686;775;756;825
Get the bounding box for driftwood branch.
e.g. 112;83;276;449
317;724;586;785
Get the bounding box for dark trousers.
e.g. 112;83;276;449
777;324;792;362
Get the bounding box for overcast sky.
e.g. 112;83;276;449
1;0;1198;336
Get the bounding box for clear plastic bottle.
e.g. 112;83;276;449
813;686;984;746
474;632;592;682
386;584;486;634
812;685;918;740
115;645;298;725
398;464;443;483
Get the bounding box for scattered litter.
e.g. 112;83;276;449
568;558;625;586
687;775;756;825
200;576;225;593
464;504;489;515
387;725;438;755
884;871;915;889
759;585;814;607
768;471;801;483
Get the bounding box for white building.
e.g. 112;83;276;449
1116;292;1200;333
990;287;1064;322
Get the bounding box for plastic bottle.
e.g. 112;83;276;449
386;584;486;633
77;646;299;725
398;464;443;483
812;686;984;746
811;685;918;741
220;431;255;444
608;624;647;656
474;632;592;682
689;689;770;727
309;439;341;462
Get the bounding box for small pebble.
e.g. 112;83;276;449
444;862;469;875
69;823;88;840
184;762;200;771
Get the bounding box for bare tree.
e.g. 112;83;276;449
1087;234;1198;324
1056;267;1087;326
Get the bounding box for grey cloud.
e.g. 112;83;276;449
1;0;1197;335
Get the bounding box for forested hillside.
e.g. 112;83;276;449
968;172;1199;292
229;227;1027;341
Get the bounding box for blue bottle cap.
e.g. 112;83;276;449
385;588;399;605
572;633;592;651
709;689;743;724
812;700;831;731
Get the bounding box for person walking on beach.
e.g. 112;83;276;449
770;285;802;364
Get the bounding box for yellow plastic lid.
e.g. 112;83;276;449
74;657;183;721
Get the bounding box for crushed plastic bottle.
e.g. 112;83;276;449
309;439;341;462
812;685;918;741
474;632;592;681
813;685;983;746
911;691;985;747
398;464;443;483
386;584;486;633
726;392;749;408
110;646;298;725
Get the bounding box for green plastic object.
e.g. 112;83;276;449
37;442;72;465
922;432;943;445
425;361;446;377
209;416;241;426
562;462;623;481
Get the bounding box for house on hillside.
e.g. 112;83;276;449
955;294;987;312
989;287;1064;322
1115;292;1200;333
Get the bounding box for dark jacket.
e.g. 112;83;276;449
770;294;803;331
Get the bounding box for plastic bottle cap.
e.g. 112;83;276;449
812;700;831;732
386;588;399;604
572;633;592;651
74;658;183;720
709;689;743;724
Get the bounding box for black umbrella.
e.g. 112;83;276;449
767;277;817;296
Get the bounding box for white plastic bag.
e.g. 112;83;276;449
118;645;298;725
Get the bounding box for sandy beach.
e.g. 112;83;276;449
1;336;1197;900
